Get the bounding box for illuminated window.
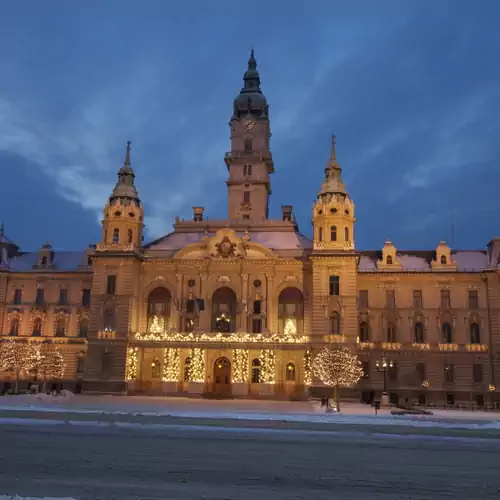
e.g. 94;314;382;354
251;358;261;383
285;363;296;382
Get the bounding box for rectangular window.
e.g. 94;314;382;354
186;299;195;314
440;289;451;309
13;288;22;305
243;164;252;177
252;318;262;334
82;289;91;307
107;275;116;295
35;288;44;305
59;288;68;305
253;300;261;314
329;276;340;296
416;363;426;382
358;290;369;309
361;361;370;379
413;290;423;309
473;364;483;383
444;364;454;383
468;290;478;309
386;290;396;309
243;191;250;203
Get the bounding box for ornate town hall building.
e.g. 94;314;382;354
1;52;500;406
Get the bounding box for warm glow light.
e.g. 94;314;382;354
126;347;138;380
162;347;180;382
134;331;308;343
232;349;248;383
260;349;275;384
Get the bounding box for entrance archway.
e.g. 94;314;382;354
213;357;231;396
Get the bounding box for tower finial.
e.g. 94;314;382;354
0;221;4;237
331;134;336;160
124;141;131;166
248;47;257;70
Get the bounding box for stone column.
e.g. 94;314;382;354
241;273;249;331
175;273;182;331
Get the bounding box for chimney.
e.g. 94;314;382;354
193;206;204;222
281;205;293;222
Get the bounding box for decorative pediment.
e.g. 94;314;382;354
30;307;47;319
377;239;402;270
432;241;457;270
174;228;277;260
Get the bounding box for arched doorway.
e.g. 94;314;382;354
147;287;171;333
213;357;231;396
211;287;237;333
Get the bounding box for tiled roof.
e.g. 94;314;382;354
8;251;88;272
358;250;488;272
146;231;313;251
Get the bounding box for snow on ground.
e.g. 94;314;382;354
0;496;77;500
0;395;499;430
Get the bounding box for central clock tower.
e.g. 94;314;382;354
225;50;274;222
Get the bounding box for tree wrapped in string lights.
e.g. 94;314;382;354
38;346;66;392
312;346;363;412
0;339;41;394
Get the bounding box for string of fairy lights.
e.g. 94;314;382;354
232;349;249;383
162;348;180;382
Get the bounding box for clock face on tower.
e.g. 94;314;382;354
243;119;255;131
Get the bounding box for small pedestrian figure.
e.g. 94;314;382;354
374;399;381;415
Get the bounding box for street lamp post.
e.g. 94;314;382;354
376;356;393;407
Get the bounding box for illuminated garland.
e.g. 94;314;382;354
162;347;180;382
232;349;249;383
260;349;275;384
313;346;363;388
190;347;205;382
304;349;312;385
134;331;308;343
126;346;138;380
283;317;297;341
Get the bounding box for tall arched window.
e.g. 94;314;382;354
330;312;341;335
55;317;66;337
10;318;19;336
41;256;48;267
440;255;447;265
318;227;323;242
79;318;89;338
470;323;481;344
151;358;161;379
127;229;133;244
278;287;304;335
32;318;42;337
330;225;337;242
148;287;171;334
387;323;397;343
359;322;369;342
184;357;192;382
286;362;296;382
112;228;119;244
211;287;237;333
251;358;261;383
442;322;453;343
102;349;111;376
244;138;252;153
344;227;349;241
386;255;393;265
414;322;424;343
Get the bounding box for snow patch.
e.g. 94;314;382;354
0;496;77;500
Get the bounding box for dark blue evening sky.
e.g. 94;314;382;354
1;0;499;251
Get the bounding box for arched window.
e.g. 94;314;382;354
76;352;85;374
318;227;323;242
212;287;237;333
184;357;192;382
244;138;252;152
10;318;19;336
330;312;341;335
344;227;349;241
386;255;393;265
112;228;119;244
148;287;171;333
470;323;481;344
151;358;161;379
278;287;304;335
330;225;337;242
251;358;261;383
440;255;447;265
414;322;424;343
286;362;296;382
79;318;89;338
387;323;397;343
127;229;133;244
32;318;42;337
442;322;453;343
359;322;369;342
55;317;66;337
41;256;47;267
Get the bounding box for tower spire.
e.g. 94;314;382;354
319;134;347;197
0;221;4;238
109;141;140;203
124;140;131;166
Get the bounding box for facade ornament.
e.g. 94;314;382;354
213;236;238;258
